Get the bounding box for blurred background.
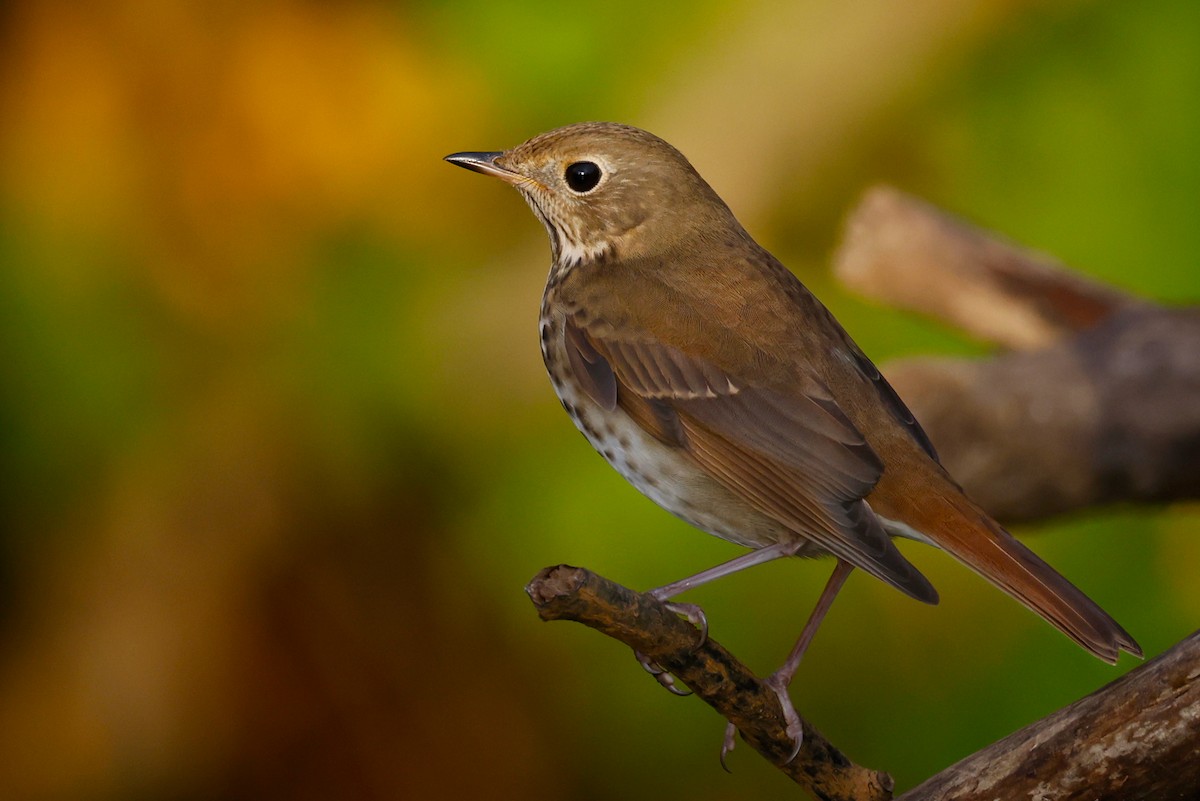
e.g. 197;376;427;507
0;0;1197;798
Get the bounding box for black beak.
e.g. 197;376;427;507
443;151;523;184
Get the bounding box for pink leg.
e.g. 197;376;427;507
638;541;802;694
772;558;854;686
722;559;854;767
648;541;800;600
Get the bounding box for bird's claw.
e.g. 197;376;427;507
720;675;804;770
720;721;738;771
630;597;706;696
766;673;804;763
643;594;705;652
659;600;709;647
634;651;691;696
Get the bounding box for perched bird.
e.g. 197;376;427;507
444;122;1140;759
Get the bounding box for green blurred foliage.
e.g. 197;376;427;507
0;0;1195;799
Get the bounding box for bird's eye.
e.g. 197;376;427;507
564;161;602;193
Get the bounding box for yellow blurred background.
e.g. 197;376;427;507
0;0;1196;798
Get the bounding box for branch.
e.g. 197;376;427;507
833;186;1200;521
526;565;894;801
899;631;1200;801
527;566;1200;801
834;186;1140;350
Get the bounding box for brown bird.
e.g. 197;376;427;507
445;122;1140;758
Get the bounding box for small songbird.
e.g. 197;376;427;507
445;122;1140;758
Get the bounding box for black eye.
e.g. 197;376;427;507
564;161;602;193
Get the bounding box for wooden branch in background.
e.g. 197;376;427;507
526;565;894;801
834;186;1200;522
834;186;1140;350
899;631;1200;801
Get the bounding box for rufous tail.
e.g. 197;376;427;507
883;480;1141;663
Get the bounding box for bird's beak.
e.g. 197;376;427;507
443;151;524;185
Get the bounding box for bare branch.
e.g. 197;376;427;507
526;565;894;801
900;631;1200;801
527;566;1200;801
833;186;1200;521
834;186;1139;349
884;309;1200;521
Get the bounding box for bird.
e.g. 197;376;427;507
444;122;1141;760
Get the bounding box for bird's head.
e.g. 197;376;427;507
445;122;738;273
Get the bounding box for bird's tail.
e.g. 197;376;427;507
877;475;1141;663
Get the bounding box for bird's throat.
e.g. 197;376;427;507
520;190;612;284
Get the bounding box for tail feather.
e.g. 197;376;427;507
882;486;1141;663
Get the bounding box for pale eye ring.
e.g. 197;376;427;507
564;161;602;193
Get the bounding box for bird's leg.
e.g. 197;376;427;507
770;559;855;688
648;541;800;600
635;541;800;693
722;559;854;767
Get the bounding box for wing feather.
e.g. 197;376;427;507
564;317;937;603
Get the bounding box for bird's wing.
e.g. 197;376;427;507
564;315;938;604
833;330;940;463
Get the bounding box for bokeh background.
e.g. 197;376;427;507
1;0;1197;798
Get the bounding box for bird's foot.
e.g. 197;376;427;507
719;721;738;772
632;599;707;696
634;650;691;695
766;672;804;763
719;673;803;769
659;600;708;646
